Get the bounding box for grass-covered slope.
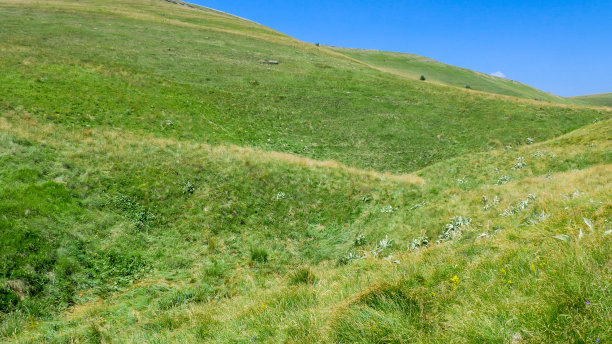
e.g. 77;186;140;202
2;111;610;344
570;93;612;107
0;0;607;174
327;46;570;103
1;0;611;343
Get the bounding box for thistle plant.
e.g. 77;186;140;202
378;235;393;249
512;156;527;169
408;236;429;250
380;205;395;213
500;194;537;217
438;216;471;242
496;175;511;185
338;251;364;265
370;235;394;258
353;234;367;246
182;181;195;195
409;201;427;210
482;195;500;210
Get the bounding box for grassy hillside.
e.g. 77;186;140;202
0;0;607;174
570;93;612;107
2;108;610;344
0;0;611;343
327;47;570;103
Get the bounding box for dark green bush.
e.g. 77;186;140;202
0;287;19;313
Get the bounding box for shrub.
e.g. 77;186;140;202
0;287;19;313
465;85;471;89
420;75;426;81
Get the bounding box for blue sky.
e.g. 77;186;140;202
192;1;611;97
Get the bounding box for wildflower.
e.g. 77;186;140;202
530;263;536;271
450;275;459;290
431;292;436;297
507;280;513;284
274;191;286;200
526;137;534;144
500;268;507;275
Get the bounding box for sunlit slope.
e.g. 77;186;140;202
569;92;612;107
2;112;610;343
328;46;571;103
1;1;611;342
0;0;608;174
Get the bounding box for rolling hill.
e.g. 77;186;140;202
327;46;571;103
570;92;612;107
0;0;610;343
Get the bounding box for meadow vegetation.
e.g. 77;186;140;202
570;93;612;107
327;46;571;103
0;0;610;343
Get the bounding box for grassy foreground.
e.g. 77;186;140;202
0;0;611;343
1;108;610;344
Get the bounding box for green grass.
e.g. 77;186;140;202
327;46;571;103
0;0;607;174
570;92;612;107
0;0;611;343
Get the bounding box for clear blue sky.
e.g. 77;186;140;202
192;0;611;97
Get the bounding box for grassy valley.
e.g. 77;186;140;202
0;0;610;343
